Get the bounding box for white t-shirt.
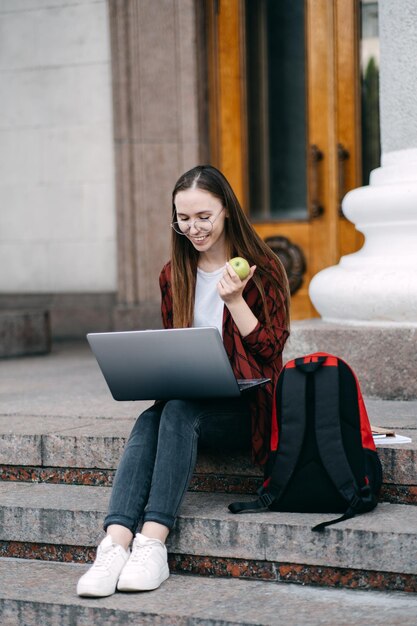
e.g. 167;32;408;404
193;266;225;337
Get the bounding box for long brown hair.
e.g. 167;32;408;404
171;165;290;329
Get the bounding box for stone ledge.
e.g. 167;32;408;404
0;549;416;595
0;484;416;575
1;465;415;504
0;310;51;358
1;560;416;625
0;420;414;490
0;293;116;340
173;495;417;575
284;320;417;399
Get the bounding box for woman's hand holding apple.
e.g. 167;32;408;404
217;259;256;306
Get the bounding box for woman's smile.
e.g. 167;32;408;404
190;233;210;244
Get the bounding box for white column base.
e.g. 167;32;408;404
309;149;417;326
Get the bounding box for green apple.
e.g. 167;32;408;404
229;256;250;280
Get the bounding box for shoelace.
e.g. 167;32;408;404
129;542;153;564
92;545;120;571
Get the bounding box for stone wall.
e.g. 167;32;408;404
0;0;205;338
0;0;116;295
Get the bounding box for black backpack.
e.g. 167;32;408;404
229;353;383;531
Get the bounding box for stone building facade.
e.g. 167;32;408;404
0;0;204;338
0;0;416;340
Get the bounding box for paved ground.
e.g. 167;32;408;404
0;340;152;421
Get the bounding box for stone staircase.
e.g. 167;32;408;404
0;341;416;624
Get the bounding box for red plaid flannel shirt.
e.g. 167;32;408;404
159;261;289;465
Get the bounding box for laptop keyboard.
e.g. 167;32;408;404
237;378;270;391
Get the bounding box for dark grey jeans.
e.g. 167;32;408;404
104;397;251;532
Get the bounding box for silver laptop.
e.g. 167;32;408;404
87;327;270;401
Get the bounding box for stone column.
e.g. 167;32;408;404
284;0;417;399
108;0;205;329
309;0;417;327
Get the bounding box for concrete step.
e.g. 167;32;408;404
0;483;416;592
0;414;261;494
0;410;415;504
1;559;417;626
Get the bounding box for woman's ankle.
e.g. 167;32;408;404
141;521;169;544
106;524;133;551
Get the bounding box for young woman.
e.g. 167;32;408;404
77;165;290;597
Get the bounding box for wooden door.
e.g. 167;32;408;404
205;0;364;319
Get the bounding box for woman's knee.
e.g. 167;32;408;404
127;403;163;443
160;399;201;432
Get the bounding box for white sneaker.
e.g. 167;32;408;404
77;535;130;597
117;533;170;592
